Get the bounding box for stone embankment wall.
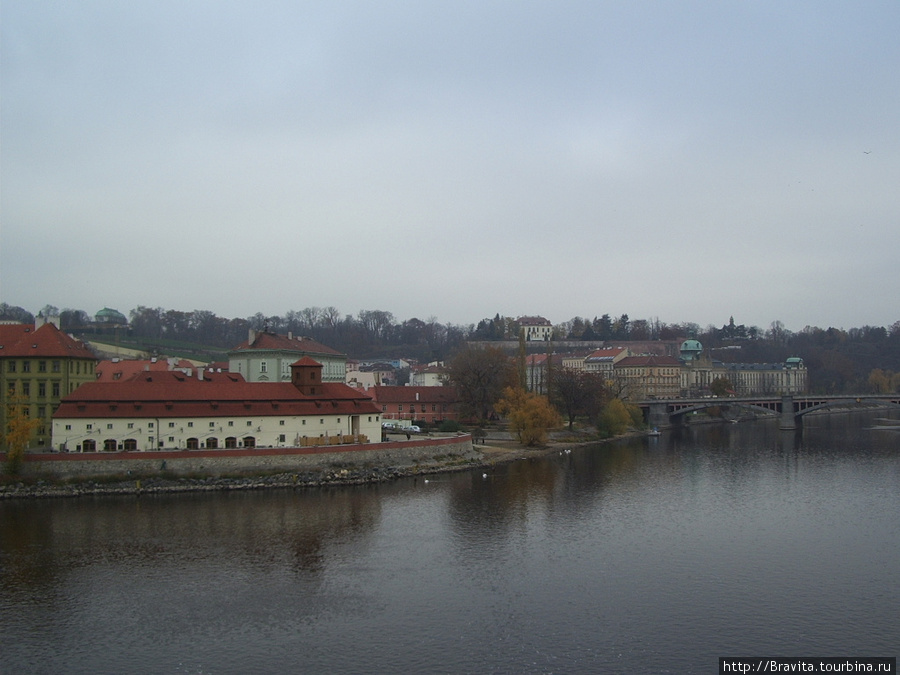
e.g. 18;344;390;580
19;435;476;481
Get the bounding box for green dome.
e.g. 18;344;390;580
95;307;127;324
680;339;703;362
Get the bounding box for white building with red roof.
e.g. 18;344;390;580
52;358;382;452
518;316;553;342
228;329;347;383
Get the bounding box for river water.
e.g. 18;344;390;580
2;411;898;674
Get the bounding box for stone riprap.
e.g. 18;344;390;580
3;435;479;499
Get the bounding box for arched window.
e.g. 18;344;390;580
82;439;96;452
242;436;256;448
123;438;138;451
103;439;117;452
205;437;218;449
186;438;200;450
225;436;237;448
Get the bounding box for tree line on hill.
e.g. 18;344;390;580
1;303;898;394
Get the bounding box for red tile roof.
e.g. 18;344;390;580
95;358;197;381
54;378;380;419
0;323;96;359
292;356;322;367
231;332;342;355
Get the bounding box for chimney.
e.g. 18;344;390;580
249;328;257;344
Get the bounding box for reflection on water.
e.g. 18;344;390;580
2;410;898;674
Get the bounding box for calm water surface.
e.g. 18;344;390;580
2;411;898;674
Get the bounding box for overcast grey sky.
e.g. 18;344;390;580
2;1;898;332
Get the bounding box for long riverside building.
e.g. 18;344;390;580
52;358;382;452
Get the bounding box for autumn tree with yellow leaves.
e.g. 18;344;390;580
495;387;562;447
4;394;40;475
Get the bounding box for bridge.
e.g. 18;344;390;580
640;394;900;430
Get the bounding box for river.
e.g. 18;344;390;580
2;410;898;674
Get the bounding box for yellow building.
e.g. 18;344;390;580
613;355;682;400
1;318;97;450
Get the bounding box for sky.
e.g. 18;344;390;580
2;1;898;333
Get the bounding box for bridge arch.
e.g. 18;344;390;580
643;394;900;430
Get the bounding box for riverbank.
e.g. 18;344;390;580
0;431;632;500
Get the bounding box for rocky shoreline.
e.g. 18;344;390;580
0;434;631;500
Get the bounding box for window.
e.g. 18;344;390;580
52;382;60;397
398;404;403;411
148;422;154;429
86;424;93;431
279;420;285;426
247;421;252;426
279;434;286;443
22;361;31;372
37;406;45;418
38;361;47;372
320;418;324;424
169;422;175;428
128;423;134;429
188;422;194;428
302;420;306;425
52;361;60;372
260;361;268;373
7;361;15;373
22;382;30;396
65;424;72;431
228;421;234;426
38;382;46;397
209;421;215;427
107;423;113;430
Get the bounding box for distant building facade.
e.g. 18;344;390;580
409;363;447;387
518;316;553;342
679;340;808;397
725;358;808;396
365;386;458;424
229;330;347;383
583;347;630;382
614;355;682;399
